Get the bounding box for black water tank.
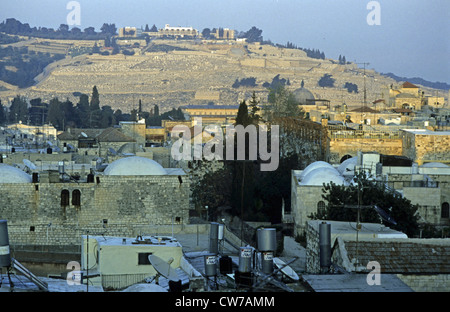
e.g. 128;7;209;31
219;255;232;274
169;280;182;292
32;172;39;183
87;174;94;183
47;147;52;154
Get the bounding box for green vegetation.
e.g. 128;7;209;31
0;46;64;88
318;74;335;88
312;171;420;237
1;86;183;130
344;82;358;93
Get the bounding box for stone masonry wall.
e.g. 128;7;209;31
0;175;190;246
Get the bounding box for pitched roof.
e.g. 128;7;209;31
58;128;135;142
337;238;450;274
96;127;135;142
350;106;379;113
402;81;419;88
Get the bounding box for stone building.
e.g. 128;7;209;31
331;237;450;292
57;127;136;157
401;129;450;165
0;156;190;247
291;152;450;236
158;24;198;38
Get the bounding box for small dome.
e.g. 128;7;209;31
104;156;167;176
300;167;347;186
117;142;145;154
300;161;335;179
293;87;315;105
0;164;32;183
337;157;358;175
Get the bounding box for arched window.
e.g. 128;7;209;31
72;189;81;206
317;201;326;216
442;202;449;219
61;190;70;206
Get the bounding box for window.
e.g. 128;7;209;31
61;190;70;206
442;202;449;219
138;253;153;265
317;201;326;216
72;189;81;206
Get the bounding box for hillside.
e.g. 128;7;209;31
0;38;443;113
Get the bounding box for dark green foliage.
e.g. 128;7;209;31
240;26;263;43
265;84;303;120
0;100;6;125
344;82;358;93
0;18;115;40
318;74;335;88
262;74;290;89
232;77;257;88
0;46;64;88
317;171;420;237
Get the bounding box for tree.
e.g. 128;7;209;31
0;100;6;125
9;95;28;123
47;97;64;129
242;26;263;43
100;23;117;36
144;24;150;32
318;74;335;88
265;84;303;121
90;86;100;111
248;91;261;124
317;171;420;237
150;24;158;32
202;28;211;39
76;94;90;128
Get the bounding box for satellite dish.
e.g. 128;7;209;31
23;159;37;170
148;255;180;282
108;147;117;155
81;132;88;138
374;205;397;225
273;257;299;281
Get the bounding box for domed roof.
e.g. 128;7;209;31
0;164;32;183
300;161;335;179
104;156;167;176
293;87;315;105
117;142;145;154
337;157;358;175
300;167;347;186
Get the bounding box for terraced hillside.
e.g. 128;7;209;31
0;39;400;113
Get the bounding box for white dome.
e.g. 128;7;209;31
300;167;347;186
104;156;167;176
337;157;358;175
0;164;32;183
300;161;335;179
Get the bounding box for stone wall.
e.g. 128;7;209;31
397;273;450;292
329;137;403;164
0;174;190;246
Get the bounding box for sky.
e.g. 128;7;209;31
1;0;449;84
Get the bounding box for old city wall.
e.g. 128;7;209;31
329;138;403;163
0;175;190;246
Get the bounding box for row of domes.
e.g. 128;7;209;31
0;156;167;183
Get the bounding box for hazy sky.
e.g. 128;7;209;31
1;0;449;84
